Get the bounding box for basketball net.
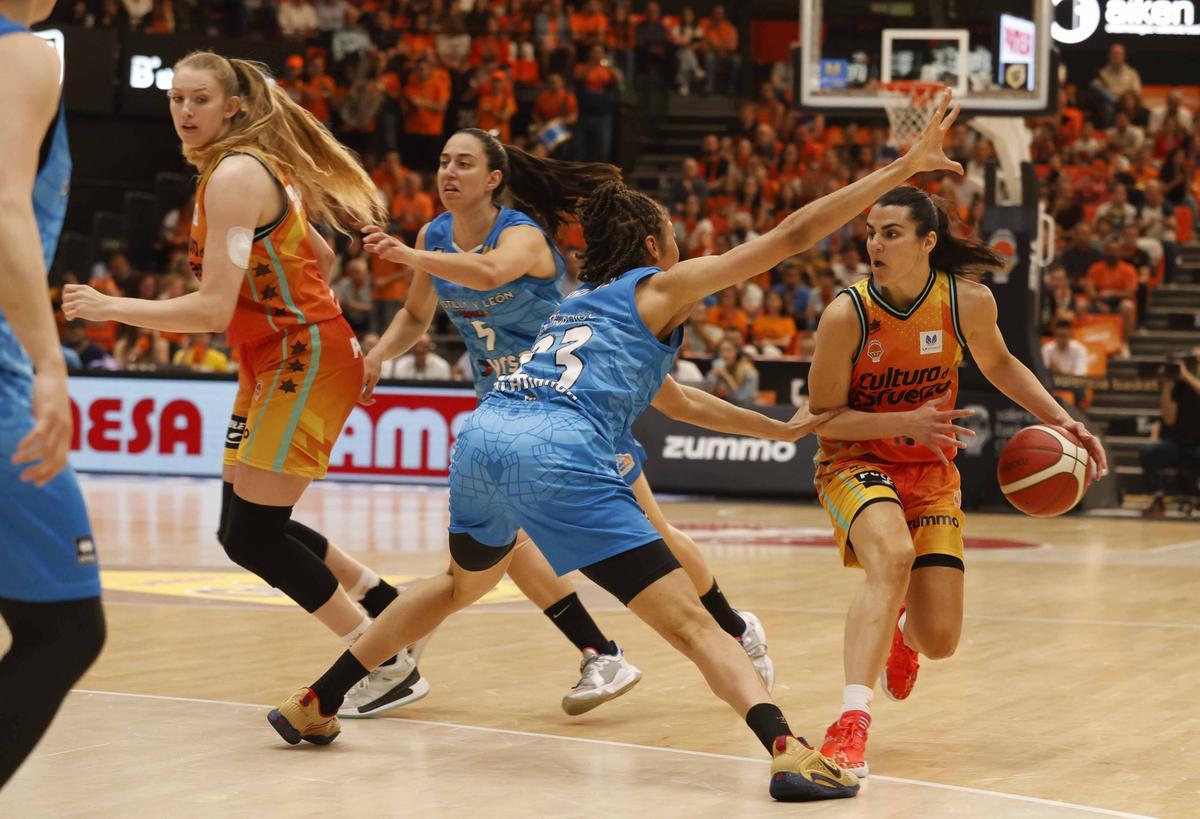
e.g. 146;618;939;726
880;81;946;150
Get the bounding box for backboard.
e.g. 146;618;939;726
799;0;1056;116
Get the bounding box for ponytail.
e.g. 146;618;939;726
874;185;1004;275
455;128;621;238
174;52;385;233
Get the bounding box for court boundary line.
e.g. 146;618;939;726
69;688;1151;818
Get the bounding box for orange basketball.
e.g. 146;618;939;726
997;425;1092;517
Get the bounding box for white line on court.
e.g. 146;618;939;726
1147;539;1200;554
69;688;1153;819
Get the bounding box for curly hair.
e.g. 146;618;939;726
577;181;666;284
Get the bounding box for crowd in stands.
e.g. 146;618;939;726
49;6;1200;419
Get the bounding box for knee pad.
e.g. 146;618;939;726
449;532;515;573
286;519;329;561
223;495;337;613
216;480;234;545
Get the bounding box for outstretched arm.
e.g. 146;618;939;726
65;155;273;332
362;222;555;290
640;93;963;331
650;375;839;441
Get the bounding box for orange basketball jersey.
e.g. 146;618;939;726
818;270;967;465
188;148;340;346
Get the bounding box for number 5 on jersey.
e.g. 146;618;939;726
514;325;593;390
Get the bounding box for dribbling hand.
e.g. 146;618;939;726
361;225;415;265
905;396;976;465
1058;418;1108;481
905;90;964;177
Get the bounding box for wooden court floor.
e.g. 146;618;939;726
2;475;1197;818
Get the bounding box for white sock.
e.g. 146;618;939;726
349;567;380;601
340;616;371;646
841;684;874;717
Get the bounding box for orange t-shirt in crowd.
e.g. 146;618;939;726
403;69;450;136
576;63;616;92
1087;259;1138;293
570;11;609;41
390;189;435;236
301;75;336;123
752;314;797;346
404;32;435;59
477;90;517;141
702;19;737;52
189;148;339;346
708;305;749;335
371;255;410;303
534;89;578;122
470;35;512;66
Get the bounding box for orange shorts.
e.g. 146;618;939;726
224;316;363;479
815;459;965;570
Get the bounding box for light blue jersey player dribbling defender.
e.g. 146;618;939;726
0;15;100;603
422;206;649;484
449;266;681;573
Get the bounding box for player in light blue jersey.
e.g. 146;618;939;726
0;0;106;789
348;129;777;716
272;97;963;801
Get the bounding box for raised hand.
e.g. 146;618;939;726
905;90;964;177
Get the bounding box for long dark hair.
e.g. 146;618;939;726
576;180;665;284
874;185;1004;275
455;128;620;238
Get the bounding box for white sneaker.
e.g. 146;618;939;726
738;611;775;691
338;652;431;718
561;646;642;716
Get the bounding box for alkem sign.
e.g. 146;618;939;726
1052;0;1200;43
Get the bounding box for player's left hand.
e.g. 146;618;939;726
62;284;112;321
362;225;415;265
782;403;843;440
1059;418;1108;481
13;368;72;486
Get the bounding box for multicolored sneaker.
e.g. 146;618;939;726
561;646;642;716
338;652;431;718
268;688;340;746
881;607;919;701
820;710;871;778
736;610;775;691
769;735;860;802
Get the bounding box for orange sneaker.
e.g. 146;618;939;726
820;710;871;778
268;687;341;746
881;607;919;701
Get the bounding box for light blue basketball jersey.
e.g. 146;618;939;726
423;207;565;399
0;16;70;387
491;266;682;448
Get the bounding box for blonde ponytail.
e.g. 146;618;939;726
174;51;385;233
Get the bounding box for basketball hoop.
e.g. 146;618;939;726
880;81;946;150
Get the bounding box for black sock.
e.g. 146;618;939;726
700;579;746;639
543;592;616;656
310;650;370;715
745;703;792;753
360;580;399;619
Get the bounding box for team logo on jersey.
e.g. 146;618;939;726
226;415;248;450
615;452;636;477
75;537;97;566
920;330;943;355
854;470;896;489
868;318;882;335
866;339;884;363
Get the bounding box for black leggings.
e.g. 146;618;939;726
0;596;106;789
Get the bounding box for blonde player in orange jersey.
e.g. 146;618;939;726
63;52;428;703
807;181;1109;777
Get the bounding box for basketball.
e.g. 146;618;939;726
997;425;1092;517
